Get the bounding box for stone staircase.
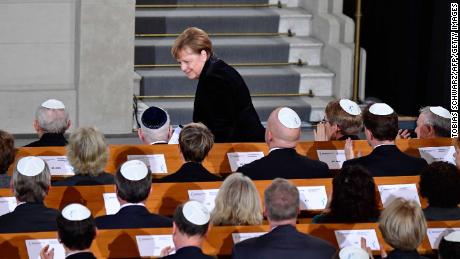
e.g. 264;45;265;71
134;0;341;126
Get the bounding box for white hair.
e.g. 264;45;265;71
140;113;170;143
419;107;450;137
35;106;69;134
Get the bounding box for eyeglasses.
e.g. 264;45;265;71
321;117;330;124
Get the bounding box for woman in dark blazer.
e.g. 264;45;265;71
171;27;265;143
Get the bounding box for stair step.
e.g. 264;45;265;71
140;96;312;125
136;0;269;5
135;36;291;65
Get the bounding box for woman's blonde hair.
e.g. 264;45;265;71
325;100;362;136
67;127;108;176
379;198;427;251
211;173;263;226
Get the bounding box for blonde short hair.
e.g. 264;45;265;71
211;173;263;226
379;198;427;251
67;127;108;176
171;27;213;59
325;100;362;136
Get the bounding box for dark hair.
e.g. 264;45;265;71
420;161;460;207
115;167;152;203
173;204;209;237
362;104;398;141
179;123;214;163
325;165;380;222
0;130;16;174
439;235;460;259
57;214;96;250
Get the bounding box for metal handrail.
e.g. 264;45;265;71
135;92;314;99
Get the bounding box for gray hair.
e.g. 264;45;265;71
13;159;51;203
264;178;299;221
35;106;69;134
419;107;451;137
140;113;171;144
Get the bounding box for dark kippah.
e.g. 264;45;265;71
141;106;167;129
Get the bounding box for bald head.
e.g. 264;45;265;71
266;107;301;148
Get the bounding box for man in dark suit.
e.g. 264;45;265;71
160;123;221;183
160;200;214;259
237;107;330;180
172;27;265;143
232;178;336;259
95;160;172;229
25;99;71;147
40;203;97;259
343;103;427;176
0;156;58;233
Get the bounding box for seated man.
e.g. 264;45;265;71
25;99;71;147
238;107;330;180
0;156;58;232
0;130;16;188
40;203;97;259
95;160;172;229
232;178;336;258
439;231;460;259
160;123;221;182
138;106;173;145
343;103;427;176
161;200;214;258
415;106;451;138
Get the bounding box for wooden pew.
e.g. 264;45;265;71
7;137;454;177
0;176;424;217
1;221;458;258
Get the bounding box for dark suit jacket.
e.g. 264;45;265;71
423;206;460;221
232;224;336;259
338;134;360;140
159;162;221;183
163;246;214;259
52;172;114;186
237;148;330;180
0;174;11;188
24;133;67;147
342;145;427;177
194;56;265;143
386;249;429;259
0;202;58;233
66;252;97;259
95;205;172;229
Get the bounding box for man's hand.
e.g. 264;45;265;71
314;122;328;141
40;244;54;259
396;129;411;139
160;246;175;257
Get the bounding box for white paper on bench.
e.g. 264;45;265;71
316;150;346;170
38;156;74;176
419;146;455;164
378;184;420;208
168;127;181;145
227;152;264;172
25;239;65;259
136;235;174;257
427;228;460;249
0;196;17;216
188;189;219;212
232;232;266;244
127;154;168;174
297;186;328;210
103;193;120;215
334;229;380;250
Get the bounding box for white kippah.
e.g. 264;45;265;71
41;99;65;109
369;103;394;116
339;99;361;116
445;231;460;242
120;160;148;181
429;106;451;119
17;156;45;177
183;200;210;226
339;246;369;259
62;203;91;221
278;107;301;129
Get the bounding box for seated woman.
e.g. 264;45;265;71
312;165;379;223
314;99;362;141
211;173;262;226
0;130;16;188
53;127;113;186
419;161;460;220
160;123;221;182
379;198;429;259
